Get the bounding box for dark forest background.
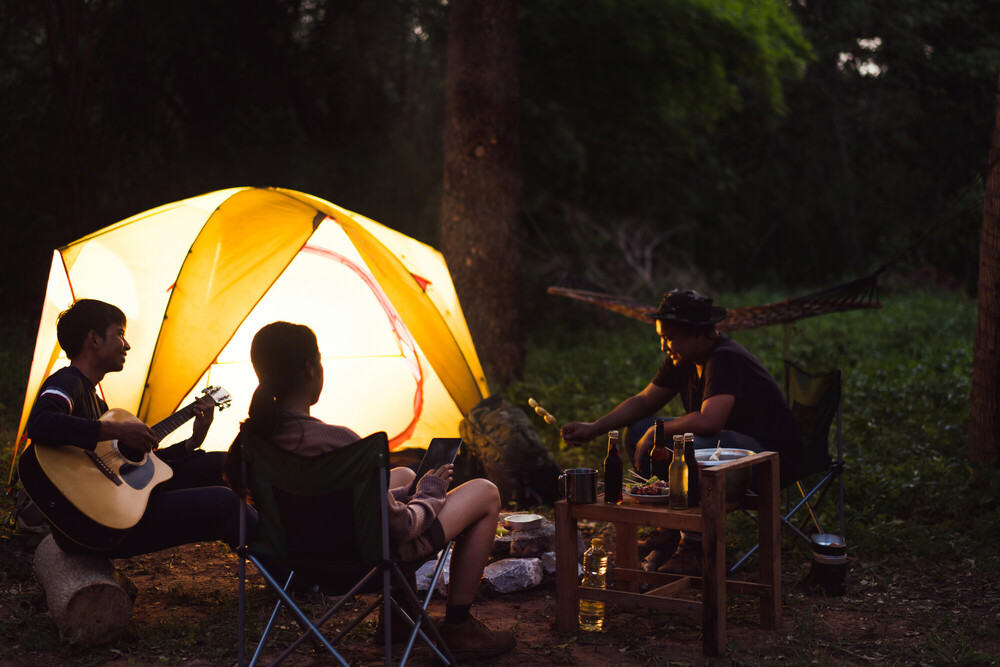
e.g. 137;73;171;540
0;0;995;323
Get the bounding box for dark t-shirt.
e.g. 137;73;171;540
652;337;801;481
26;366;106;450
25;365;195;460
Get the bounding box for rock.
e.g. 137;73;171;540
492;532;512;558
483;557;544;594
508;520;556;557
541;551;582;577
541;551;557;575
414;548;452;597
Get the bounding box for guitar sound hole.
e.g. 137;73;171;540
118;445;146;463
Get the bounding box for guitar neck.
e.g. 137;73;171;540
150;403;199;443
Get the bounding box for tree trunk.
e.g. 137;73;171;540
40;0;103;238
441;0;523;388
969;73;1000;469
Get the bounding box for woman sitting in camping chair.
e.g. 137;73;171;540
228;321;515;661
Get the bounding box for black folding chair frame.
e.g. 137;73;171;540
235;433;457;666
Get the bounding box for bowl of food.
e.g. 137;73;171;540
694;447;754;501
503;513;543;531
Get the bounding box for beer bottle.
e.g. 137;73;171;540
649;418;671;480
669;434;689;509
683;432;700;507
603;430;623;503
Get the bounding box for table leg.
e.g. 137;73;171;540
758;455;781;630
700;472;726;657
615;521;638;592
554;501;579;632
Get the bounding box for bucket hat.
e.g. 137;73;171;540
652;289;727;325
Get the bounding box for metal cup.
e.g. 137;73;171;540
559;467;597;503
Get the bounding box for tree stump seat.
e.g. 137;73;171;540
33;535;135;645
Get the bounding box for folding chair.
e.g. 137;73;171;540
729;360;845;574
234;429;457;666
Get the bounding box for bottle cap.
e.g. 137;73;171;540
609;430;619;439
684;432;694;439
591;537;604;548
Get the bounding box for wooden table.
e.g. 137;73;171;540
554;451;781;656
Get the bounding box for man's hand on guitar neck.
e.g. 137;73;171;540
100;419;158;453
186;396;216;453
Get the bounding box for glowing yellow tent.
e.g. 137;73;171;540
14;187;489;458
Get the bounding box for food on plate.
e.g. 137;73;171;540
627;478;668;496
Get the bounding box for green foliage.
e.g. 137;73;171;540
518;0;814;298
507;289;997;573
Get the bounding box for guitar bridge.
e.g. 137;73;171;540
85;450;123;486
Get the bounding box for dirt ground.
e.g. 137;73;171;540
5;518;999;667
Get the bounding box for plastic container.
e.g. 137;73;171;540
579;537;608;631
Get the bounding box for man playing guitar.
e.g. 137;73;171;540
24;298;257;556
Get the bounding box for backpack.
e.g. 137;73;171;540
458;396;561;507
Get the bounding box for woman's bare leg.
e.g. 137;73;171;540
389;466;415;491
434;478;501;605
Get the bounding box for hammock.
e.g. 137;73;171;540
546;271;882;332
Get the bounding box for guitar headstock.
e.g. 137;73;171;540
200;386;232;411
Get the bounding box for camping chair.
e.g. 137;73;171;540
729;360;845;574
234;429;457;666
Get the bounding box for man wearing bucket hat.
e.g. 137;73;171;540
561;289;801;574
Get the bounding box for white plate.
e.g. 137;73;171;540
503;513;543;530
625;490;671;504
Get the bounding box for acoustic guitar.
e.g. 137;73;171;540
18;386;231;551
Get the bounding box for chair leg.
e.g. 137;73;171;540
238;553;246;667
247;556;350;667
795;481;825;535
729;470;843;575
398;542;457;666
275;567;383;662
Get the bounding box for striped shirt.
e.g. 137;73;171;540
26;366;105;451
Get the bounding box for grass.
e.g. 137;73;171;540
1;285;998;663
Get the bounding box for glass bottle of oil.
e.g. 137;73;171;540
579;538;608;631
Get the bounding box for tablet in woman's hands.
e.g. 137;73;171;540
408;438;462;494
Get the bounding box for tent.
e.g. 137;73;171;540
13;187;489;461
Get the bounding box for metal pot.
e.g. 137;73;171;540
559;468;597;504
809;533;847;596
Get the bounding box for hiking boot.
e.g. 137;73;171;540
658;537;702;576
435;614;515;660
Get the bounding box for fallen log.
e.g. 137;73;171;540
33;535;135;644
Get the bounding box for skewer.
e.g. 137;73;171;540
625;470;649;485
526;397;558;425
